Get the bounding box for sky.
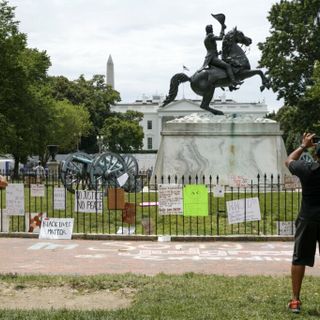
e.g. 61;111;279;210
9;0;283;112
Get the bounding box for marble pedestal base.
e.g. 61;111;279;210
153;113;289;184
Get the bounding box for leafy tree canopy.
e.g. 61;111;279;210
100;111;144;153
258;0;320;105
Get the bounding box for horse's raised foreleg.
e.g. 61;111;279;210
237;69;270;91
200;89;224;115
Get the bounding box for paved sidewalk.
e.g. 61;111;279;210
1;238;320;276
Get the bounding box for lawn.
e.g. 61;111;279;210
0;273;319;319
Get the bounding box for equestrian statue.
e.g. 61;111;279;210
161;13;270;115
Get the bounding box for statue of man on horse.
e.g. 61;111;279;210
162;13;270;115
199;14;241;90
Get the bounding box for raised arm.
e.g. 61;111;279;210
285;132;316;167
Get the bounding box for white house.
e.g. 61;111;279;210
111;95;268;151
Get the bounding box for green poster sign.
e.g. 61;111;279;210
183;185;208;216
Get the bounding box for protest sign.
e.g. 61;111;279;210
277;221;296;235
75;190;103;213
107;188;125;210
53;187;66;210
116;226;135;235
183;185;208;216
39;218;74;240
226;197;261;224
27;212;47;233
5;183;24;216
213;185;224;197
158;184;183;215
122;202;136;224
30;184;45;197
228;175;249;188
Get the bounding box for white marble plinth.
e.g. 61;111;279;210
153;113;289;184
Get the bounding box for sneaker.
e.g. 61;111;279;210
288;299;301;313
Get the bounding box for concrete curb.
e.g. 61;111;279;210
0;232;293;241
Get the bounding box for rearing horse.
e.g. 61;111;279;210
162;28;270;115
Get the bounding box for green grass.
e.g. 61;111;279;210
1;273;320;319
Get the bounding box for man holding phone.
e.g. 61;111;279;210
285;132;320;313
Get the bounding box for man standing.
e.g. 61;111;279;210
200;24;238;88
285;132;320;313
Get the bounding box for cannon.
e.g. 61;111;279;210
60;151;142;193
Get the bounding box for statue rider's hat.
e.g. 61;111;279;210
211;13;226;29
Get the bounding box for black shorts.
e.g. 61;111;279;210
292;219;320;267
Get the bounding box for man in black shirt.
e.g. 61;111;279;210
285;132;320;313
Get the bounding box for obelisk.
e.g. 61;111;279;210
106;54;114;88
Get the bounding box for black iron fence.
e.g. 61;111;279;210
0;171;301;236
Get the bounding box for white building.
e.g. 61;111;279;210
111;95;268;151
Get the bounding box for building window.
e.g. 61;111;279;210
147;137;153;150
147;120;152;129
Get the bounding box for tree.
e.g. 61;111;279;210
0;1;52;174
258;0;320;106
100;111;144;153
273;62;320;152
48;75;121;152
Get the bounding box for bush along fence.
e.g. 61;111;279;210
0;171;301;237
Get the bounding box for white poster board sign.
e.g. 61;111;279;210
158;184;183;215
1;214;9;232
39;218;74;240
277;221;296;235
75;190;103;213
226;197;261;224
213;185;224;197
54;187;65;210
5;183;24;216
117;173;129;187
30;184;45;197
116;226;135;235
228;175;249;188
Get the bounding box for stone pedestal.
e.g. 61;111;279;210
153;113;289;184
47;160;60;179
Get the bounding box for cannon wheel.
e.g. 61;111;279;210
121;154;142;192
60;152;93;193
88;151;127;190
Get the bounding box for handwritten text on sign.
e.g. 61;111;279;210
54;187;65;210
75;190;103;213
158;184;183;215
39;218;74;240
5;183;24;216
226;197;261;224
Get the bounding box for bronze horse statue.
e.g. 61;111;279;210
162;27;270;115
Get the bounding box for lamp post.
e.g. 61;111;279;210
97;135;104;153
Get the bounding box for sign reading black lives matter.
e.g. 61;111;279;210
39;218;74;240
75;190;103;213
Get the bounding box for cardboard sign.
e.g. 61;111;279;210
5;183;24;216
107;188;125;210
75;190;103;213
54;187;65;210
226;197;261;224
158;184;183;215
277;221;296;235
39;218;74;240
30;184;45;197
122;202;136;224
183;185;208;216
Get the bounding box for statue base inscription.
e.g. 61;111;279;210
153;113;289;184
